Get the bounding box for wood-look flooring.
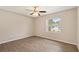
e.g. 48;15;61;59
0;36;78;52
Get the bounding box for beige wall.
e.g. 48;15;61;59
35;8;77;45
0;10;34;44
77;7;79;49
0;8;77;45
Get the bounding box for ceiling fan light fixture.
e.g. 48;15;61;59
31;6;40;16
28;6;46;16
32;12;40;16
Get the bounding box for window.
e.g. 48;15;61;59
47;17;61;32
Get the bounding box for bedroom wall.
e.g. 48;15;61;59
0;9;34;44
34;8;77;45
0;7;77;45
77;7;79;49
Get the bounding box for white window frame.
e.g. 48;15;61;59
46;17;62;33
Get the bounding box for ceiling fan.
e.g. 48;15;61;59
26;6;46;16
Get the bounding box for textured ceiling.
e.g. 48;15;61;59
0;6;76;17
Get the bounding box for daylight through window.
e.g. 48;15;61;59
48;17;61;32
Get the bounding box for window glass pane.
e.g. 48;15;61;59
48;17;61;32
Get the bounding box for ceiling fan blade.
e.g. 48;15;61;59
30;13;34;15
39;11;46;13
38;13;40;16
30;13;40;16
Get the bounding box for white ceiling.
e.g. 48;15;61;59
0;6;76;17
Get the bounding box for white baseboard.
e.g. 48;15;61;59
0;35;77;46
35;35;77;45
0;35;33;44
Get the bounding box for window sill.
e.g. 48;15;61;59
47;31;62;34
